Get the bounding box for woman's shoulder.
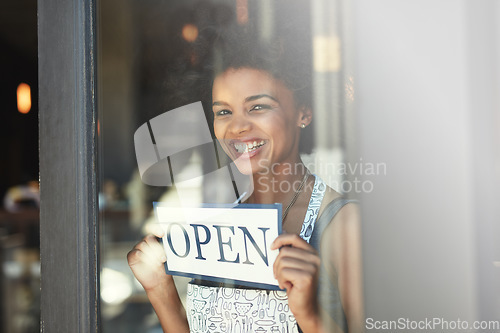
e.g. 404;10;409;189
312;182;361;254
316;183;361;250
316;182;358;221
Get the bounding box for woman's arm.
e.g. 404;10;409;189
144;277;189;333
324;203;364;332
127;233;189;333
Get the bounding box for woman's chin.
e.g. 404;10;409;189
231;157;266;176
229;146;271;175
232;161;255;175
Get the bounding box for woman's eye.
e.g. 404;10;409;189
215;109;231;117
250;104;271;112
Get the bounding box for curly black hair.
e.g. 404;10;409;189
161;15;314;154
206;26;314;153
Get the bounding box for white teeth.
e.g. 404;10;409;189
234;143;247;153
233;140;265;154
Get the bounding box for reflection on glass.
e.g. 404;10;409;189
99;1;357;332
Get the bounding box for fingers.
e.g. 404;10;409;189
127;248;144;266
144;234;168;262
149;224;165;238
127;234;167;269
127;248;160;269
275;266;316;291
273;249;320;282
271;233;317;253
271;234;320;291
274;250;319;273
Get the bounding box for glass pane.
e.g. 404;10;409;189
98;0;358;332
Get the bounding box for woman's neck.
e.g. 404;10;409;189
248;159;309;205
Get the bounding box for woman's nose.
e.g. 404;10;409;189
228;113;251;135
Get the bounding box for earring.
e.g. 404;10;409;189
300;123;306;128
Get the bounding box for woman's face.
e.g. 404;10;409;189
212;67;311;175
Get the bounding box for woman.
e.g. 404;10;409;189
128;40;363;333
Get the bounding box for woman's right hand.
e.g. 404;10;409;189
128;228;190;332
127;229;171;292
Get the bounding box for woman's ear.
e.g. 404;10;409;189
297;107;313;128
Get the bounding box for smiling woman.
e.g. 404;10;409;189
127;26;363;333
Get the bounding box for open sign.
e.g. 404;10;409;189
154;203;282;289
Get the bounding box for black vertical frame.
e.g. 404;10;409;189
38;0;99;331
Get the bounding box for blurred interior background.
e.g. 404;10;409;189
0;0;39;332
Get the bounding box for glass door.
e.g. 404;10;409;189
97;0;356;332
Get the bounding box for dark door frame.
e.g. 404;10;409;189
38;0;99;331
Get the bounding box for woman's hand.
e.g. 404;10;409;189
271;234;324;332
127;229;171;292
127;227;190;332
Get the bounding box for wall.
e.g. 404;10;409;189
354;0;500;327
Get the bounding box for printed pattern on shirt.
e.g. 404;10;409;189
186;175;326;333
301;176;326;243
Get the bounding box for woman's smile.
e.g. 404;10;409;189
232;139;266;154
230;138;267;160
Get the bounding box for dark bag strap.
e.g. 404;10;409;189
304;197;357;333
309;197;357;251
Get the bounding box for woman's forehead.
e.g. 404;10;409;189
212;67;290;101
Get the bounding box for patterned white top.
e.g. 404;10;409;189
186;175;327;333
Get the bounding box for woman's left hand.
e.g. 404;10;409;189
271;234;321;324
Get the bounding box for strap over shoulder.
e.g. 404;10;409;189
309;197;358;252
306;197;357;333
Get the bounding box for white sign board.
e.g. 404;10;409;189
154;203;282;289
